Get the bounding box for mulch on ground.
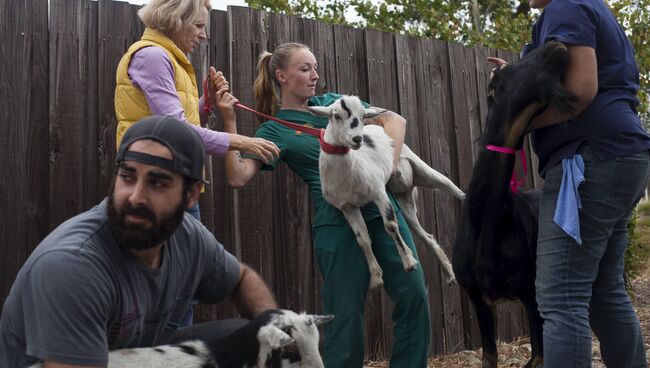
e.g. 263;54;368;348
364;267;650;368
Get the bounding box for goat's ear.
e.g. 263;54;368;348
261;325;296;348
274;327;296;348
308;314;335;326
307;106;332;117
365;107;387;119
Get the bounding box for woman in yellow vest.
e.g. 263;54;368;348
114;0;279;328
114;0;279;221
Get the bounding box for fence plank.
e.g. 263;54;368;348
96;0;143;199
395;34;446;355
447;41;484;349
423;38;466;355
332;24;367;99
194;9;239;323
227;6;277;287
0;0;50;302
49;0;94;228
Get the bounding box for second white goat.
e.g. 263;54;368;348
309;96;464;289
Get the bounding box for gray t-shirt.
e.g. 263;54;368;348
0;199;240;367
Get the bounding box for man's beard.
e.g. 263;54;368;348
107;183;188;251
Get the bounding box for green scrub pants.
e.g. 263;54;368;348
314;210;431;368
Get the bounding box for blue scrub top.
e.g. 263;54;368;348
524;0;650;176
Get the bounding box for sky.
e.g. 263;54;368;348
125;0;364;22
126;0;248;11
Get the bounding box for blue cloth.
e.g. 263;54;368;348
553;154;584;244
523;0;650;177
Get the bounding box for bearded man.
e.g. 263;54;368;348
0;116;277;368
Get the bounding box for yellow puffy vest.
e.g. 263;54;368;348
114;27;200;148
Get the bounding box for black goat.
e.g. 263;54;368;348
452;41;576;368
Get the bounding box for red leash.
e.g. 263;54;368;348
203;78;349;154
485;145;528;193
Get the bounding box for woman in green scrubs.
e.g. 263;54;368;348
217;42;431;368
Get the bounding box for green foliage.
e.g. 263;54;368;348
609;0;650;125
246;0;349;24
637;200;650;216
246;0;649;124
625;207;650;293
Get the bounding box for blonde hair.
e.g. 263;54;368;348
138;0;211;37
253;43;311;123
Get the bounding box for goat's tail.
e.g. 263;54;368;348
402;145;465;199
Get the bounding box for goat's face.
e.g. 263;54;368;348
308;96;384;150
258;310;334;368
483;41;575;149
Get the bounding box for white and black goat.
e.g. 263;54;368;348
309;96;465;289
30;309;333;368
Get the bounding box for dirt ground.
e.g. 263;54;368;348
364;239;650;367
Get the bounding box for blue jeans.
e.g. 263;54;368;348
180;202;201;327
536;145;649;368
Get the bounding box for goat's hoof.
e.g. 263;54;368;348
447;276;457;286
481;352;498;368
403;258;418;272
369;277;384;290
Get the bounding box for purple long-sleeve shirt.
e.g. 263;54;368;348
128;46;230;156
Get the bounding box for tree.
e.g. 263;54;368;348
609;0;650;125
246;0;649;118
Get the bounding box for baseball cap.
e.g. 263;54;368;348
116;116;207;183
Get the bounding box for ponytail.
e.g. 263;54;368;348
253;51;279;124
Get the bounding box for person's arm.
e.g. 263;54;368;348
364;110;407;173
129;46;189;122
206;70;276;186
130;50;279;159
209;68;280;164
230;263;277;319
487;46;597;130
528;45;597;130
129;47;230;155
226;154;264;188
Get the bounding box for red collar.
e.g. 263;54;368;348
318;129;350;154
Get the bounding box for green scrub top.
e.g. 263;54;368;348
248;93;390;228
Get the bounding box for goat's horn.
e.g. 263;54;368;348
310;314;335;325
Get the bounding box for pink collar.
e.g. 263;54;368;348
485;145;528;193
485;145;516;155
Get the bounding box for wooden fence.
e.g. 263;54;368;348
1;0;541;359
